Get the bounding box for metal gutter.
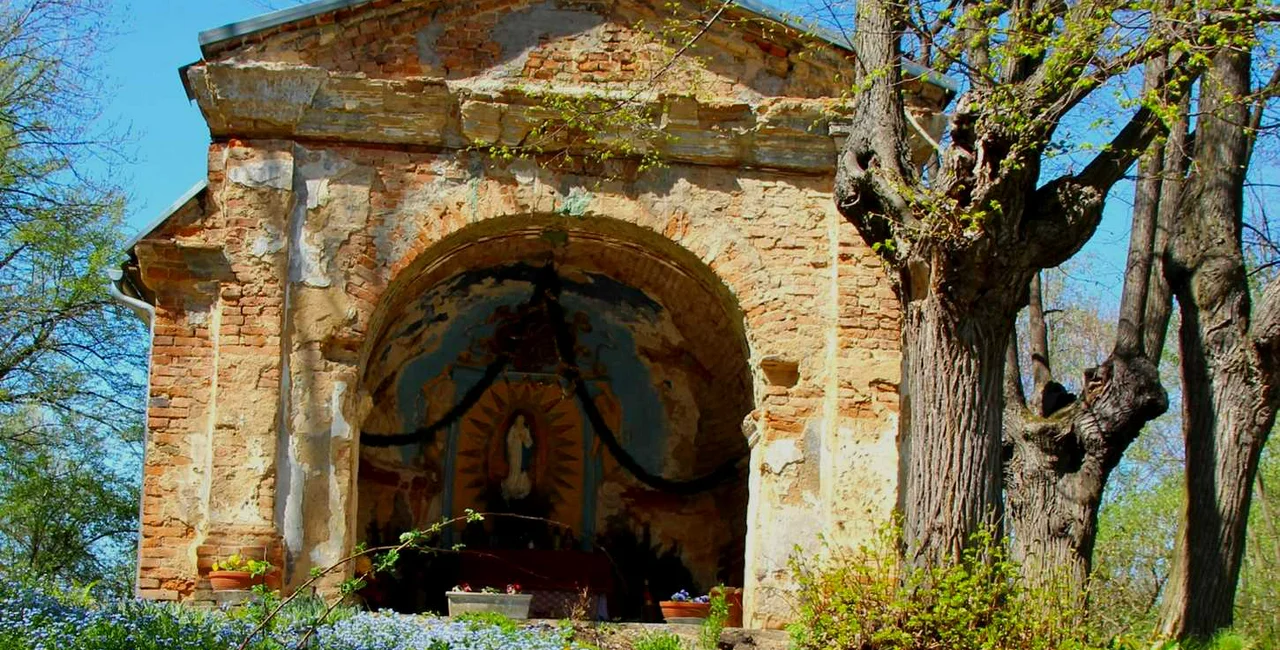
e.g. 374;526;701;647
106;268;155;323
193;0;959;94
105;267;156;599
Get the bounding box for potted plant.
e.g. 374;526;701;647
710;586;743;627
659;589;710;623
208;554;279;591
446;583;533;619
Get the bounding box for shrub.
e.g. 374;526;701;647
696;592;728;650
454;610;519;634
787;527;1095;650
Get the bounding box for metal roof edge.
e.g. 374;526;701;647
198;0;374;51
194;0;959;94
123;180;209;253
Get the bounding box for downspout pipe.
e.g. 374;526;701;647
106;267;156;598
107;268;155;323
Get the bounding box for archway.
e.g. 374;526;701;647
353;215;755;619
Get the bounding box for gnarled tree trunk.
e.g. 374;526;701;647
1004;344;1167;588
1002;55;1177;589
836;0;1185;568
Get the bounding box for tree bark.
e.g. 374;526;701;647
1005;263;1169;588
901;289;1010;566
1142;95;1188;360
1004;350;1167;587
1158;36;1280;639
1027;274;1054;415
1002;56;1177;590
998;49;1187;588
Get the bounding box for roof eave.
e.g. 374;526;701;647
193;0;959;95
123;180;209;254
198;0;372;56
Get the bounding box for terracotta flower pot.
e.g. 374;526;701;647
711;587;744;628
659;600;710;623
208;570;280;591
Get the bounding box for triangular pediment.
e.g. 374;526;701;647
197;0;919;103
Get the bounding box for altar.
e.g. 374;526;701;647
457;548;614;619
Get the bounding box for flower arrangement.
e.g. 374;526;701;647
208;554;278;591
211;553;273;577
660;589;712;622
451;583;522;594
447;582;533;619
668;589;710;604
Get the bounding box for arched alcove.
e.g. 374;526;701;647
352;215;755;619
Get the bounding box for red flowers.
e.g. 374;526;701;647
452;582;521;594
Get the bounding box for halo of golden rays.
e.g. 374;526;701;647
453;376;585;534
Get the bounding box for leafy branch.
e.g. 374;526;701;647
235;509;486;650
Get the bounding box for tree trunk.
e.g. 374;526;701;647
901;288;1010;566
835;0;1189;571
1159;36;1280;640
1160;301;1272;637
1002;58;1175;588
1004;352;1167;587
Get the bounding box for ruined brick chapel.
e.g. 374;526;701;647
113;0;951;629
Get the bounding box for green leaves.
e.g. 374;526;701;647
788;525;1096;650
476;88;671;174
0;0;140;598
0;413;140;596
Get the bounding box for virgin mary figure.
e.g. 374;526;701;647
500;414;534;501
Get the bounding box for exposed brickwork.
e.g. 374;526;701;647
204;0;861;100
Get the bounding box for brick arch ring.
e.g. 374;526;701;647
353;213;761;489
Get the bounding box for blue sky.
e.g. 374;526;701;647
103;0;1134;297
101;1;285;232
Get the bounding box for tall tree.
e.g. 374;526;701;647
0;0;139;445
1157;23;1280;638
1002;268;1168;588
835;0;1254;567
0;413;140;594
0;0;142;591
999;55;1190;587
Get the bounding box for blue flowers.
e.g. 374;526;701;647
668;590;709;604
0;583;246;650
0;582;590;649
311;614;584;650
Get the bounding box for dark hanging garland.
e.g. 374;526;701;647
360;355;510;448
536;265;745;495
360;264;746;495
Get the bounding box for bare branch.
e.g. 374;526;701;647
1115;56;1169;357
